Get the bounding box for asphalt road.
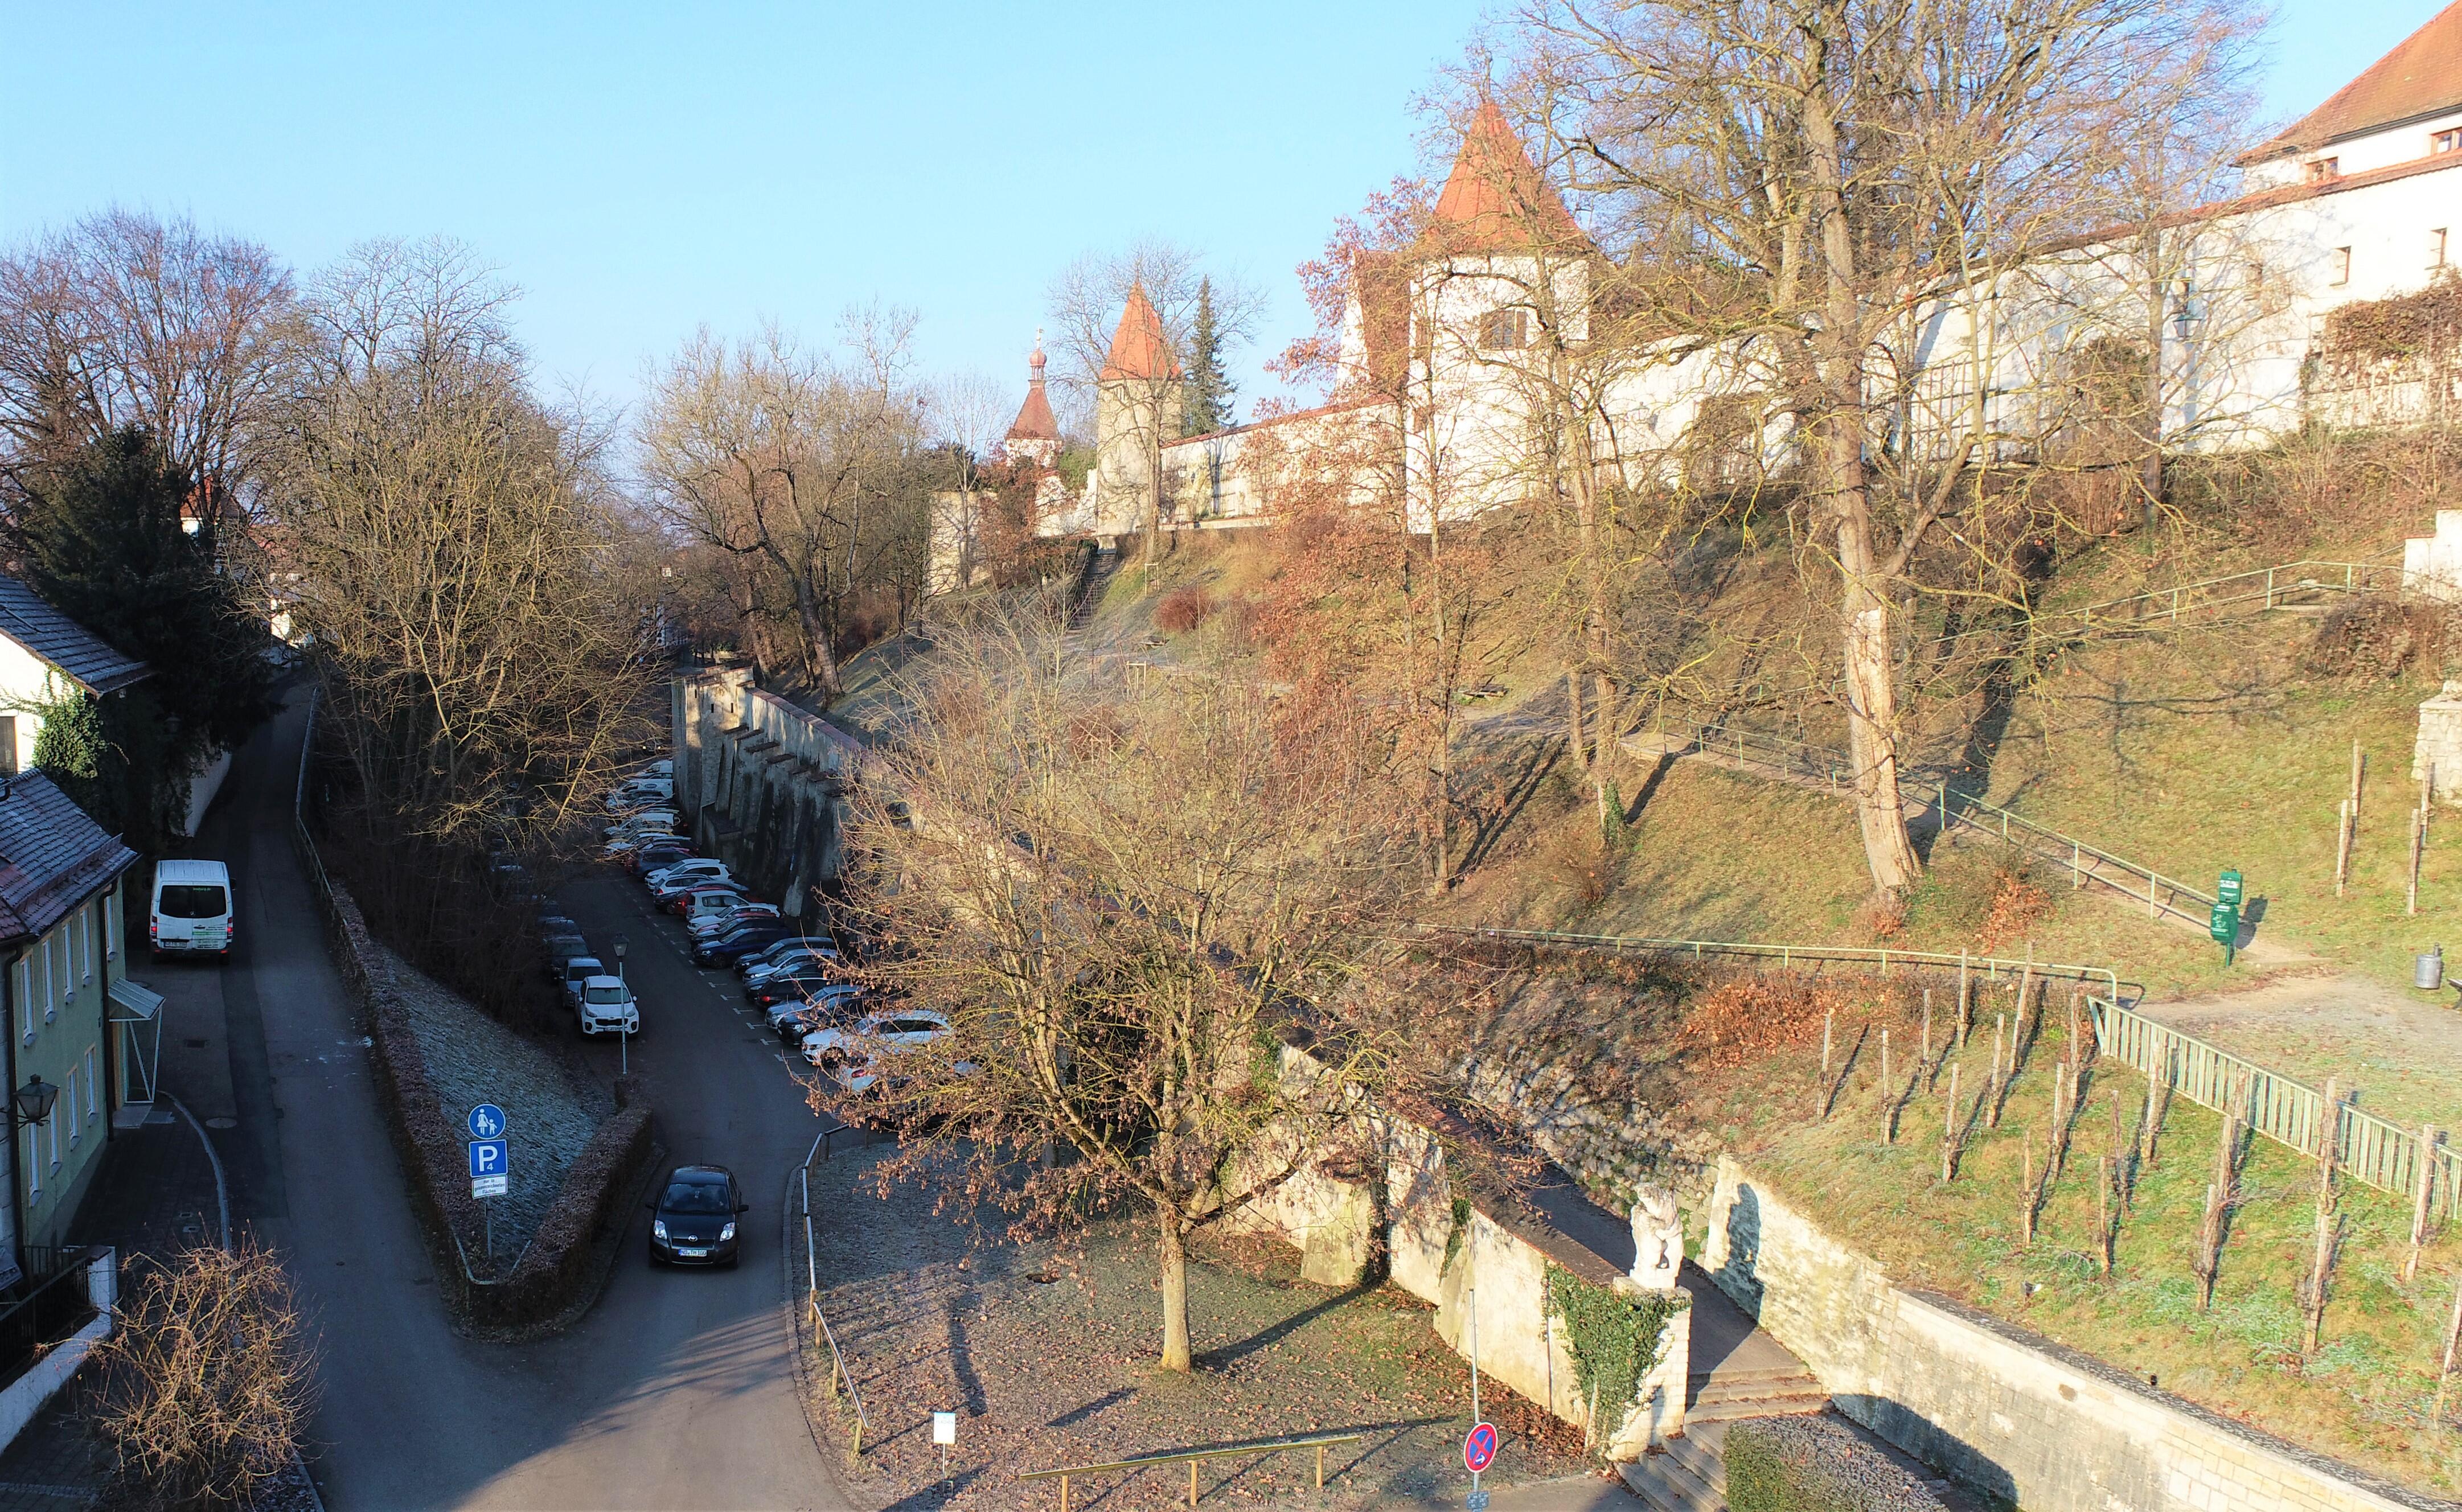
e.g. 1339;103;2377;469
175;690;851;1511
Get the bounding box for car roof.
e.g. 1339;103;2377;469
566;956;602;969
581;974;627;988
154;860;230;884
667;1164;733;1183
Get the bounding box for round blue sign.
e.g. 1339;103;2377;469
467;1103;508;1141
1463;1422;1497;1474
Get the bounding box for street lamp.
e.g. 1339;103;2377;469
611;934;631;1076
7;1075;58;1131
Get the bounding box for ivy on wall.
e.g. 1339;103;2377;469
2323;272;2462;376
1545;1262;1688;1423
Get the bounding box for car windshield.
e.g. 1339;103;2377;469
661;1180;731;1214
584;985;629;1005
158;884;227;919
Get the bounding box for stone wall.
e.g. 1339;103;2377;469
1226;1051;1689;1458
1699;1156;2443;1512
673;668;856;915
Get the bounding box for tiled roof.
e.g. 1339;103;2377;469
2242;1;2462;161
1099;285;1181;381
0;574;150;695
1427;101;1592;256
0;770;138;944
1007;344;1060;442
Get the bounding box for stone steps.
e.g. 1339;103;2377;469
1622;1444;1725;1512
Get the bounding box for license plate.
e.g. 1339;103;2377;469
677;1247;707;1258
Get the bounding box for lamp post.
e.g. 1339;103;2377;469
612;935;630;1076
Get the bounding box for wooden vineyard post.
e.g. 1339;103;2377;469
2336;799;2354;897
2437;1276;2462;1428
2410;1126;2443;1282
2098;1155;2115;1274
2352;741;2365;822
2020;1130;2036;1247
1988;1014;2008;1129
2411;806;2426;917
1819;1009;1835;1119
1958;953;1971;1044
1942;1063;1962;1182
1921;990;1933;1069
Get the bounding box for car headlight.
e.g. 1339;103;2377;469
720;1222;736;1242
653;1220;668;1242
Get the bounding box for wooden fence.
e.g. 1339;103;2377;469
2088;996;2457;1211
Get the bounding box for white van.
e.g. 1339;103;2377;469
151;860;234;963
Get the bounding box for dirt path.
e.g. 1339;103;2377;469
2133;965;2462;1130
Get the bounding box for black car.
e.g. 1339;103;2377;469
647;1164;748;1268
629;843;694;877
692;919;790;965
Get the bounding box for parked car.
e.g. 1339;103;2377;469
647;860;732;898
606;781;672;814
692;919;791;966
739;938;839;984
689;902;779;940
558;955;605;1001
630;759;674;782
573;975;641;1037
646;1163;746;1268
801;1010;954;1093
764;982;864;1040
605;808;680;841
627;839;695;874
673;885;750;923
752;972;854;1014
544;931;591;973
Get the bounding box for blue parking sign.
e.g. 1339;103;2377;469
469;1139;509;1197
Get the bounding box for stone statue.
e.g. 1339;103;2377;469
1628;1183;1682;1292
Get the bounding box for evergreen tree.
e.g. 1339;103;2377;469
1182;277;1235;436
13;428;276;838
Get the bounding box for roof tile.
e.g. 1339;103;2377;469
0;574;150;695
0;770;138;944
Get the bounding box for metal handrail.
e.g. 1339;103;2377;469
2075;558;2401;630
1422;924;2120;999
801;1166;869;1453
1020;1432;1365;1510
1653;719;2217;920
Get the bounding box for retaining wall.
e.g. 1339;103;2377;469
1699;1155;2445;1512
1228;1053;1689;1457
672;669;854;917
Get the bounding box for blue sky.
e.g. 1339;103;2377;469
0;1;2435;432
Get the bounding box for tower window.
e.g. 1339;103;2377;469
2331;246;2352;286
1478;309;1530;351
2434;129;2460;155
2432;228;2450;269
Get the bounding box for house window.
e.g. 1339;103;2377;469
2306;157;2340;183
2331;246;2352;286
81;905;93;984
65;1074;76;1147
2435;129;2460;155
84;1047;97;1128
2433;228;2451;269
105;891;118;962
42;934;55;1023
14;958;27;1046
48;1096;60;1172
1478;307;1530;351
0;717;15;776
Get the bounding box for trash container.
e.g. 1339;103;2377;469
2416;946;2445;991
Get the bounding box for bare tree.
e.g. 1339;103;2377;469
637;314;929;696
832;610;1413;1371
88;1242;315;1511
260;236;655;848
1512;0;2264;892
0;209;293;511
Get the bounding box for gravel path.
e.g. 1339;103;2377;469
372;942;606;1246
795;1145;1599;1511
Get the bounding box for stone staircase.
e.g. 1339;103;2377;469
1619;1265;1831;1512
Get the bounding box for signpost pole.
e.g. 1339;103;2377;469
613;935;631;1078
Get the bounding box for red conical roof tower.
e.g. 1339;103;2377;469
1428;100;1590;255
1099;284;1181;381
1005;334;1059;447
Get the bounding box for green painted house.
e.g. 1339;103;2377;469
0;770;142;1289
